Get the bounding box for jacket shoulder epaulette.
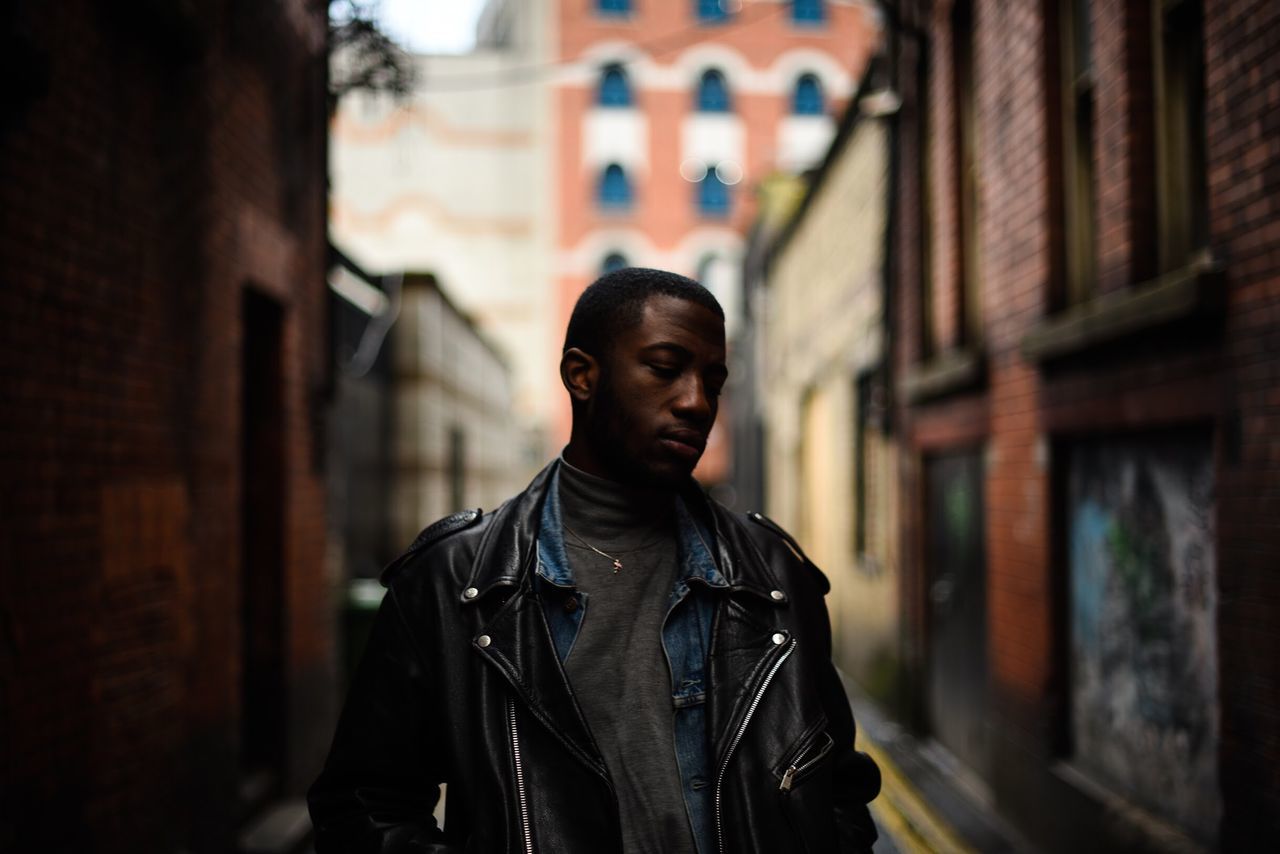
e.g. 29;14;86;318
380;508;483;586
745;511;831;594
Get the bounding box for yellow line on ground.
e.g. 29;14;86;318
857;737;977;854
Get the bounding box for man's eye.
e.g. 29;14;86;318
648;364;679;378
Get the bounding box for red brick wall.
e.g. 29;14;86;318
893;0;1280;848
0;2;334;852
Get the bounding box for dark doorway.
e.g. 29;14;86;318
239;289;287;808
924;449;988;778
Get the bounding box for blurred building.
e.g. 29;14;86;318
325;254;524;683
0;2;333;852
387;272;526;543
880;0;1280;850
551;0;880;484
756;71;900;703
329;0;556;467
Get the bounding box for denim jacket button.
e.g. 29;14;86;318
563;596;579;613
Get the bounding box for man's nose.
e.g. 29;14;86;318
673;375;715;423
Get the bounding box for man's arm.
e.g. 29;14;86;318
308;585;458;853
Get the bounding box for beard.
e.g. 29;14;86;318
585;368;693;490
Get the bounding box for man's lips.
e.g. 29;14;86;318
659;429;707;458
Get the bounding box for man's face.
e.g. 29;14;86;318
585;295;728;488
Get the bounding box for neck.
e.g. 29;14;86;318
558;455;674;549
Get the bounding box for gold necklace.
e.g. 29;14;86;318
562;523;625;573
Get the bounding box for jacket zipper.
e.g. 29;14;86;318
507;698;534;854
714;637;797;854
779;731;835;792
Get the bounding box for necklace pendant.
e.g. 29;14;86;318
612;559;623;573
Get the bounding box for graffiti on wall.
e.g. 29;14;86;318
1068;433;1219;839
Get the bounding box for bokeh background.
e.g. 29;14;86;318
1;0;1277;851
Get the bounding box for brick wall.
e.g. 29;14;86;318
0;2;334;852
891;0;1280;849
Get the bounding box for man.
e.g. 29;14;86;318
309;268;881;853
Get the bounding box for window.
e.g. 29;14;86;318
1154;0;1207;273
598;164;633;210
602;252;629;274
1052;0;1097;308
598;64;632;107
597;0;631;15
697;69;731;112
696;0;730;24
792;0;825;24
793;73;824;115
698;166;730;216
950;0;980;345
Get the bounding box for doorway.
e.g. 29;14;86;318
924;449;988;778
239;289;286;808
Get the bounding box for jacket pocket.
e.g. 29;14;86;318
778;730;838;854
778;730;835;793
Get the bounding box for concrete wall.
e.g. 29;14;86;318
390;275;527;547
763;115;898;700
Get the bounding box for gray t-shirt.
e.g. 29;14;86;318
558;461;697;854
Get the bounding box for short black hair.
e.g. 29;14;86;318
563;267;724;358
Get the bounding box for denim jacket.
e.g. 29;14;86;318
534;464;726;854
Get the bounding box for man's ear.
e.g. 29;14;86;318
560;347;599;403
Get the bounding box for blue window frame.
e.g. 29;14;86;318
697;69;731;112
602;252;629;274
598;164;633;210
598;64;632;107
792;0;825;24
597;0;631;14
697;0;730;24
793;73;824;115
698;166;730;216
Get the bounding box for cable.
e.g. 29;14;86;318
408;1;789;92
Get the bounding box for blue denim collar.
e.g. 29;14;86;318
535;460;727;590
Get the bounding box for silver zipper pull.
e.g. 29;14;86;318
779;765;798;792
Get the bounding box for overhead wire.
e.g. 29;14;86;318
406;1;789;92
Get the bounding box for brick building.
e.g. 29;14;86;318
884;0;1280;849
0;2;334;851
551;0;880;480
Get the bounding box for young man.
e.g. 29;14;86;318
309;268;881;853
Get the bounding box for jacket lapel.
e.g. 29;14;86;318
466;462;608;778
699;498;794;767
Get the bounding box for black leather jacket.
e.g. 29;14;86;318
309;462;880;853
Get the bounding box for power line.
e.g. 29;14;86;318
408;2;789;93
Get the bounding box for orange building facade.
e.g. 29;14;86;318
550;0;880;480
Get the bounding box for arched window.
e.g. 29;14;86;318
792;0;825;24
597;0;631;15
598;164;633;210
697;0;730;24
697;69;731;112
698;166;730;216
793;73;824;115
598;64;632;107
602;252;629;274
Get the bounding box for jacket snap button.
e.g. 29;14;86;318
770;589;785;601
563;596;579;613
477;635;492;648
772;632;786;645
463;587;479;600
